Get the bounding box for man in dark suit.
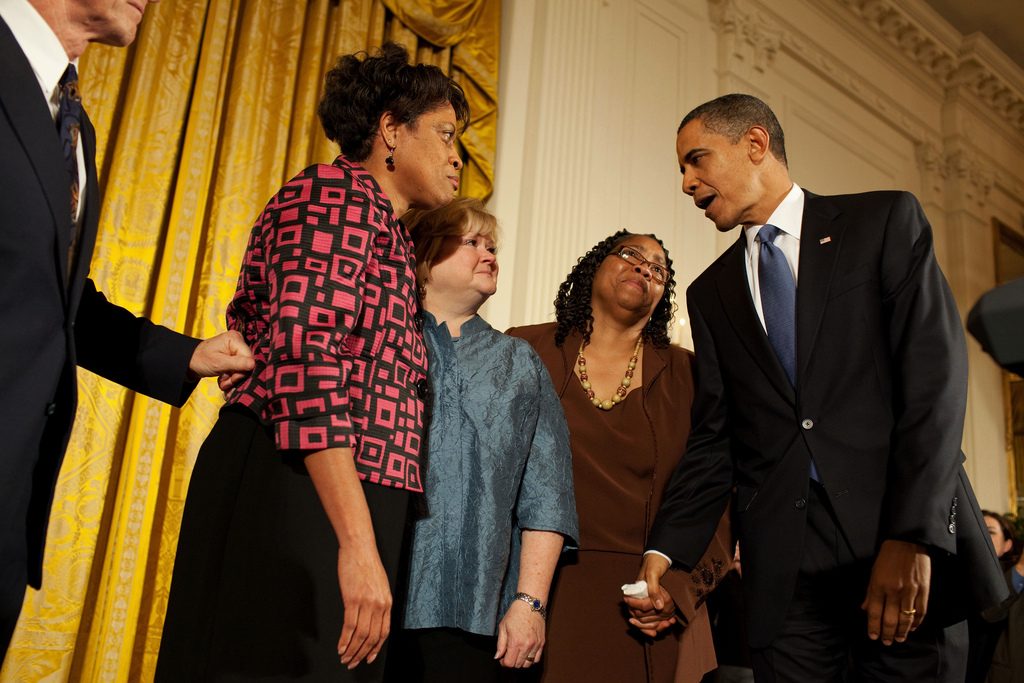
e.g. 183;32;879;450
0;0;254;661
632;94;1008;681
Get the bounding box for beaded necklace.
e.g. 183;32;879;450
576;336;643;410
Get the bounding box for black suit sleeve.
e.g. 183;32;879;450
74;279;200;407
646;287;733;569
879;192;966;554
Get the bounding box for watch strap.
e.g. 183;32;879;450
513;592;547;619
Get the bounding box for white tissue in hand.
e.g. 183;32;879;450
621;580;649;599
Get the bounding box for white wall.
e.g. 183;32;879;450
484;0;1024;510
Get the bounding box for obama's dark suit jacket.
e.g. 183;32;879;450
648;189;1008;647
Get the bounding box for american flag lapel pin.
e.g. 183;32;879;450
819;236;832;245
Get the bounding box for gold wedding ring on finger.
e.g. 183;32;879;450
900;608;917;616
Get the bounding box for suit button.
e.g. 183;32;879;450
801;419;814;430
44;402;57;416
795;498;807;509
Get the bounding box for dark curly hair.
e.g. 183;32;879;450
554;230;676;348
318;42;470;161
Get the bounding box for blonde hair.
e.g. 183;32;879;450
405;198;499;286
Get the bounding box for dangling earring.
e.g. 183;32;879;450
385;141;395;169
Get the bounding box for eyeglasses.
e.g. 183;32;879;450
616;246;669;285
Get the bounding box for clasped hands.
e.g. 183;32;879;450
629;539;930;644
626;554;678;637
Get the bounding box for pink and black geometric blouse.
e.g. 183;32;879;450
225;156;428;492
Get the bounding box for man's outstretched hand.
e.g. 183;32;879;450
188;330;255;391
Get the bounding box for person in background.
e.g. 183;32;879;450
983;512;1020;572
386;198;578;682
0;0;254;662
509;230;732;683
967;511;1024;683
155;43;468;682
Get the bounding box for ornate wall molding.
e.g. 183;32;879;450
708;0;782;75
707;0;931;143
709;0;1024;207
780;35;929;142
836;0;1024;135
914;140;947;204
947;147;996;213
915;141;995;215
835;0;959;83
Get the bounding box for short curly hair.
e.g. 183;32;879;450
318;42;470;161
679;93;787;167
554;230;676;348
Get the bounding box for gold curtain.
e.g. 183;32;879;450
0;1;499;681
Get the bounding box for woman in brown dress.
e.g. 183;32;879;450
508;230;732;683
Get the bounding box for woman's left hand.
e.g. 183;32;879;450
495;601;545;668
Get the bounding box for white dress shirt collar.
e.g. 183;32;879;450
743;182;804;254
0;0;74;120
741;182;804;330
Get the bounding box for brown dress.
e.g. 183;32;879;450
507;324;732;683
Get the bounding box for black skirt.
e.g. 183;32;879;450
156;406;410;682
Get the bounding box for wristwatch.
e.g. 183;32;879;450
513;592;547;619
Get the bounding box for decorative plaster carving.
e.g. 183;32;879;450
914;140;947;204
951;59;1024;134
836;0;1024;134
707;0;930;142
707;0;1024;197
708;0;781;75
914;142;995;214
837;0;957;81
781;37;929;142
947;148;995;212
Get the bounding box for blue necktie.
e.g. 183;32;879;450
57;64;83;279
758;225;821;482
757;225;796;385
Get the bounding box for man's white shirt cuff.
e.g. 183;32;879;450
643;549;672;567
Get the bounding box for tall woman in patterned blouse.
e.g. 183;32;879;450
385;199;578;683
156;44;468;682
